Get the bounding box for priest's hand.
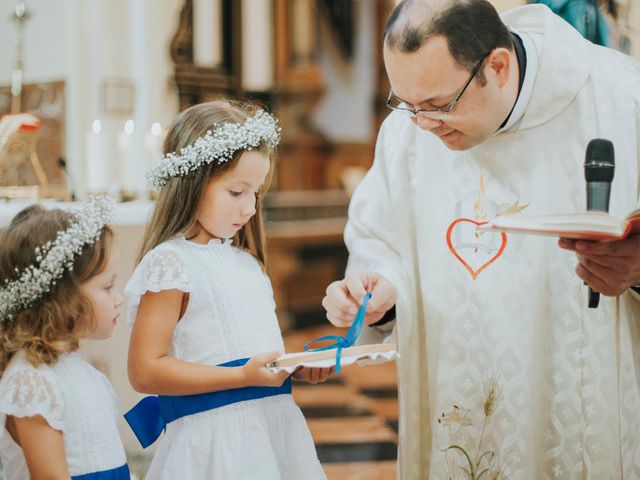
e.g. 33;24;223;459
292;366;335;384
322;272;397;327
558;234;640;296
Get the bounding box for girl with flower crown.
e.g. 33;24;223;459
125;100;328;479
0;197;130;479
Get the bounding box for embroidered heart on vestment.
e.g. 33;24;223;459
445;218;507;280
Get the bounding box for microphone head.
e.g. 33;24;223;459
584;138;614;182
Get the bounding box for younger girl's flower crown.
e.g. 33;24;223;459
0;196;115;324
147;109;281;190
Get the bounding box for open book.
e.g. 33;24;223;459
479;208;640;240
265;343;399;374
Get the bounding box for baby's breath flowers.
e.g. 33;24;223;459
147;109;281;190
0;196;115;323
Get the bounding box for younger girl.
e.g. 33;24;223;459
0;197;129;479
125;100;329;479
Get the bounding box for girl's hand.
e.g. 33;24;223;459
242;351;290;387
292;366;335;384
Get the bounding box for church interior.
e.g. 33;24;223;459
0;0;638;478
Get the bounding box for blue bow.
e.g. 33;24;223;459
303;292;372;373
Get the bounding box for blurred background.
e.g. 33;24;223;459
0;0;638;478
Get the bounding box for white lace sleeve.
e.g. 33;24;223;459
0;363;65;432
124;248;192;324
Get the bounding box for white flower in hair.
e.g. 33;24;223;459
0;196;115;323
147;109;281;190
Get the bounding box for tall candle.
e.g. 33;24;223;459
241;0;274;91
145;122;164;167
86;120;108;194
117;119;136;195
193;0;223;67
292;0;314;64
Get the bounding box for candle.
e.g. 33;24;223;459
117;119;136;195
193;0;222;67
241;0;274;91
292;0;314;64
86;120;108;194
145;122;164;168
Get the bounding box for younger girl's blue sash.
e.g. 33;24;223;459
71;464;130;480
124;358;291;448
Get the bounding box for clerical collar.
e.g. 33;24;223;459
497;29;538;134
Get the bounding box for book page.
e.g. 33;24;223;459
481;212;627;239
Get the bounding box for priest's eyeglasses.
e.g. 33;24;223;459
386;53;489;121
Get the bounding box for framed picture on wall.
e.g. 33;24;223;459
102;78;135;116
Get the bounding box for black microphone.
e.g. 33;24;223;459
584;138;615;308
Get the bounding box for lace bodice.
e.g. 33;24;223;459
0;351;126;479
126;236;285;365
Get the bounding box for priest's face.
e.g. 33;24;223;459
383;36;516;151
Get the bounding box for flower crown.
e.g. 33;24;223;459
147;109;281;190
0;196;115;324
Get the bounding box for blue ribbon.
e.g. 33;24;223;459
303;292;372;373
71;464;130;480
124;358;292;449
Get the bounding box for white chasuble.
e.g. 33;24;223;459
346;5;640;479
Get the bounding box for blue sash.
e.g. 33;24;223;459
124;358;291;448
71;464;130;480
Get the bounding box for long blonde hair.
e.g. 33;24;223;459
137;99;276;268
0;205;114;374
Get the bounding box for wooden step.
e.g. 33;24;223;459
308;417;397;462
340;361;397;390
323;461;397;480
307;416;397;445
365;397;398;422
293;384;361;407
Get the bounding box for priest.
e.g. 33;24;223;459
323;0;640;478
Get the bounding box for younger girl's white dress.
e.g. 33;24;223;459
0;351;128;479
125;236;326;480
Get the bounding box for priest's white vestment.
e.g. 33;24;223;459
346;5;640;479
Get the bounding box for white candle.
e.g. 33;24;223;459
86;120;108;193
145;122;164;167
292;0;314;64
241;0;274;91
193;0;222;67
117;119;136;194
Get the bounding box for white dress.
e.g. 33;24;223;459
0;351;128;479
125;235;326;480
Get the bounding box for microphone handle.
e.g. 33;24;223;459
586;182;611;212
586;181;612;308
